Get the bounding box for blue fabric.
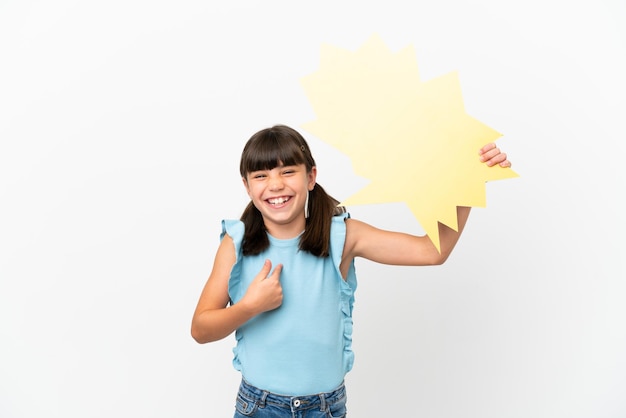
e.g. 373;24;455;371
233;378;347;418
222;213;357;396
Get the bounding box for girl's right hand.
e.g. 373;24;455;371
240;259;283;315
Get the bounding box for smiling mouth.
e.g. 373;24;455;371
267;196;291;206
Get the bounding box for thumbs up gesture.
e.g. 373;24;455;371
240;259;284;315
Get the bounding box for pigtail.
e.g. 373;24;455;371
299;183;341;257
240;202;269;256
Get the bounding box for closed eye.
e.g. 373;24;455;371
281;166;299;175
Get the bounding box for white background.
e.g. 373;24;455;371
1;1;625;417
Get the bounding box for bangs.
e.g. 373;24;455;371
240;127;308;176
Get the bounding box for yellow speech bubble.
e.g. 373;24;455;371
301;34;518;251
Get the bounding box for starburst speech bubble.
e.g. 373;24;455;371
300;34;518;252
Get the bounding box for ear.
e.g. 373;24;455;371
307;166;317;191
242;177;251;196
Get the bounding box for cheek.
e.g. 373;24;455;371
246;184;263;200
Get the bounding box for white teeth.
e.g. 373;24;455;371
269;197;289;205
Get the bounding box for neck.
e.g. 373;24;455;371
264;218;306;240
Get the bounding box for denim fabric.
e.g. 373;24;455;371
233;379;347;418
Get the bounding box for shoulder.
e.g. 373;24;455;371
344;217;371;235
343;217;411;260
342;217;369;260
221;219;244;239
331;211;350;228
217;219;244;266
216;230;237;263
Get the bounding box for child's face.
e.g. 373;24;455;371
243;163;316;235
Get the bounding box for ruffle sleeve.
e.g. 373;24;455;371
329;212;358;373
221;219;246;372
221;219;245;304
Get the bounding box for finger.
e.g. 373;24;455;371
499;159;512;168
257;259;272;280
269;263;283;282
486;152;507;167
479;146;499;162
478;143;497;156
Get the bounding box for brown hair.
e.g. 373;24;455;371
239;125;343;257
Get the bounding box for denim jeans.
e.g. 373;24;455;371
233;379;347;418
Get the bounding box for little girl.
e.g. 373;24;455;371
191;124;512;417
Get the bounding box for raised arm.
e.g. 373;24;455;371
191;235;283;343
342;206;470;269
339;143;511;273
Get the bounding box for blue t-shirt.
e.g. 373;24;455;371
222;213;357;395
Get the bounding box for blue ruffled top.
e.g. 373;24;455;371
222;213;357;395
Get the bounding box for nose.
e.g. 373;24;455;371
268;175;284;191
